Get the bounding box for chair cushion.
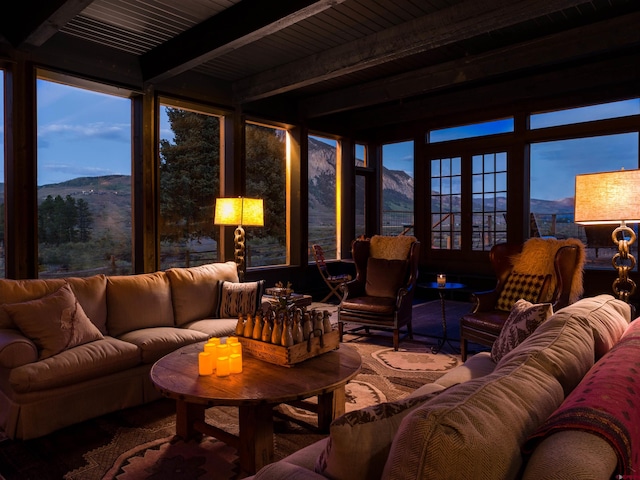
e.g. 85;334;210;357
2;283;104;360
340;296;396;316
365;258;408;298
217;280;265;317
491;299;553;362
495;272;549;312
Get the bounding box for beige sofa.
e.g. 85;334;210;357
0;261;262;440
250;294;638;480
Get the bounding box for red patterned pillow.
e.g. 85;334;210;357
491;299;553;362
496;272;549;312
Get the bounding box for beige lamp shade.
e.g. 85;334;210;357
574;169;640;225
214;197;264;227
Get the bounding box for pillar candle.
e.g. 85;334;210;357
229;341;242;358
229;353;243;373
437;274;446;287
198;352;213;375
204;341;219;369
216;356;230;377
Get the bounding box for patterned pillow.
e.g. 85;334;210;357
217;280;265;317
315;388;445;480
2;283;104;360
491;299;553;362
495;272;549;312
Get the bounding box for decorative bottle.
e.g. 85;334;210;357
261;317;272;342
302;312;312;340
252;313;262;340
322;310;332;333
243;313;254;338
235;314;245;336
272;316;283;344
281;316;294;347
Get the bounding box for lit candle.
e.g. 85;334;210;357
437;274;446;287
216;356;230;377
198;352;213;375
229;342;242;358
204;340;219;369
216;343;229;358
229;353;243;373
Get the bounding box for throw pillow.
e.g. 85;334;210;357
218;280;265;317
315;388;444;480
369;235;416;260
495;271;549;312
491;299;553;362
365;258;408;298
2;283;104;360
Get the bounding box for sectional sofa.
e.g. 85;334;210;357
250;294;639;480
0;261;264;440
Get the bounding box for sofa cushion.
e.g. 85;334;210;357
166;262;239;327
365;258;408;298
2;283;104;360
118;327;209;364
382;362;564;480
0;275;108;334
495;272;549;312
420;351;495;391
9;336;141;393
491;299;553;362
217;280;265;317
106;272;174;336
183;318;239;338
315;388;446;480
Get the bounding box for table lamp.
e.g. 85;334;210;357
574;169;640;302
214;197;264;282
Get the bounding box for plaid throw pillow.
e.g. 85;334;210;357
495;272;549;312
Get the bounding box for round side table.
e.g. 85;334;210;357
419;282;466;354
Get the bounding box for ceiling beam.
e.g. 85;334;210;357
301;12;640;118
233;0;599;103
0;0;95;49
140;0;346;84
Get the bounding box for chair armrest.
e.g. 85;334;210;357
341;279;366;300
0;329;38;368
472;290;499;313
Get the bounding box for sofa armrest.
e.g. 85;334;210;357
0;329;38;368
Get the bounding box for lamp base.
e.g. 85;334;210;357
234;225;246;282
611;223;637;302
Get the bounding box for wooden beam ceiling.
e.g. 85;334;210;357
140;0;347;84
300;11;640;118
232;0;600;104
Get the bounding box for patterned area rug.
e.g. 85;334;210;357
0;300;469;480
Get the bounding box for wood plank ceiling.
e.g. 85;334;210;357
1;0;639;130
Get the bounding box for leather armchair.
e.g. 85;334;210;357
338;236;420;351
459;240;584;360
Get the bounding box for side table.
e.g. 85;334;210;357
418;282;466;354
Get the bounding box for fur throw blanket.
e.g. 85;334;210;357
370;235;417;260
510;237;586;304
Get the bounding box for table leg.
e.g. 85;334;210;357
431;291;448;354
238;404;274;474
175;399;206;439
317;386;346;432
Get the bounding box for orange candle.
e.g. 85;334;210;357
198;352;213;375
229;353;242;373
216;356;230;376
204;341;219;369
230;342;242;358
227;336;238;344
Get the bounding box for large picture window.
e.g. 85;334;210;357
308;135;338;258
36;78;132;277
382;141;414;236
159;104;220;270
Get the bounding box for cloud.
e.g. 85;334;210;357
38;122;130;144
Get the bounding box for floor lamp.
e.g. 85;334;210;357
574;169;640;302
214;197;264;282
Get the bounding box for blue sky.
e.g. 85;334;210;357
0;77;638;200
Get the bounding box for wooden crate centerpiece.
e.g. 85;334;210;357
237;329;340;366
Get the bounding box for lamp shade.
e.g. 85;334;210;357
574;169;640;225
214;197;264;227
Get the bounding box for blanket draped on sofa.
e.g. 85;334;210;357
524;319;640;476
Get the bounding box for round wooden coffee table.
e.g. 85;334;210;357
150;342;361;475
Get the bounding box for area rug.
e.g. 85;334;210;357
0;301;469;480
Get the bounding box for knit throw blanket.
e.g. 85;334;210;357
524;320;640;476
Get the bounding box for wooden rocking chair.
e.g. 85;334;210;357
312;244;351;303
